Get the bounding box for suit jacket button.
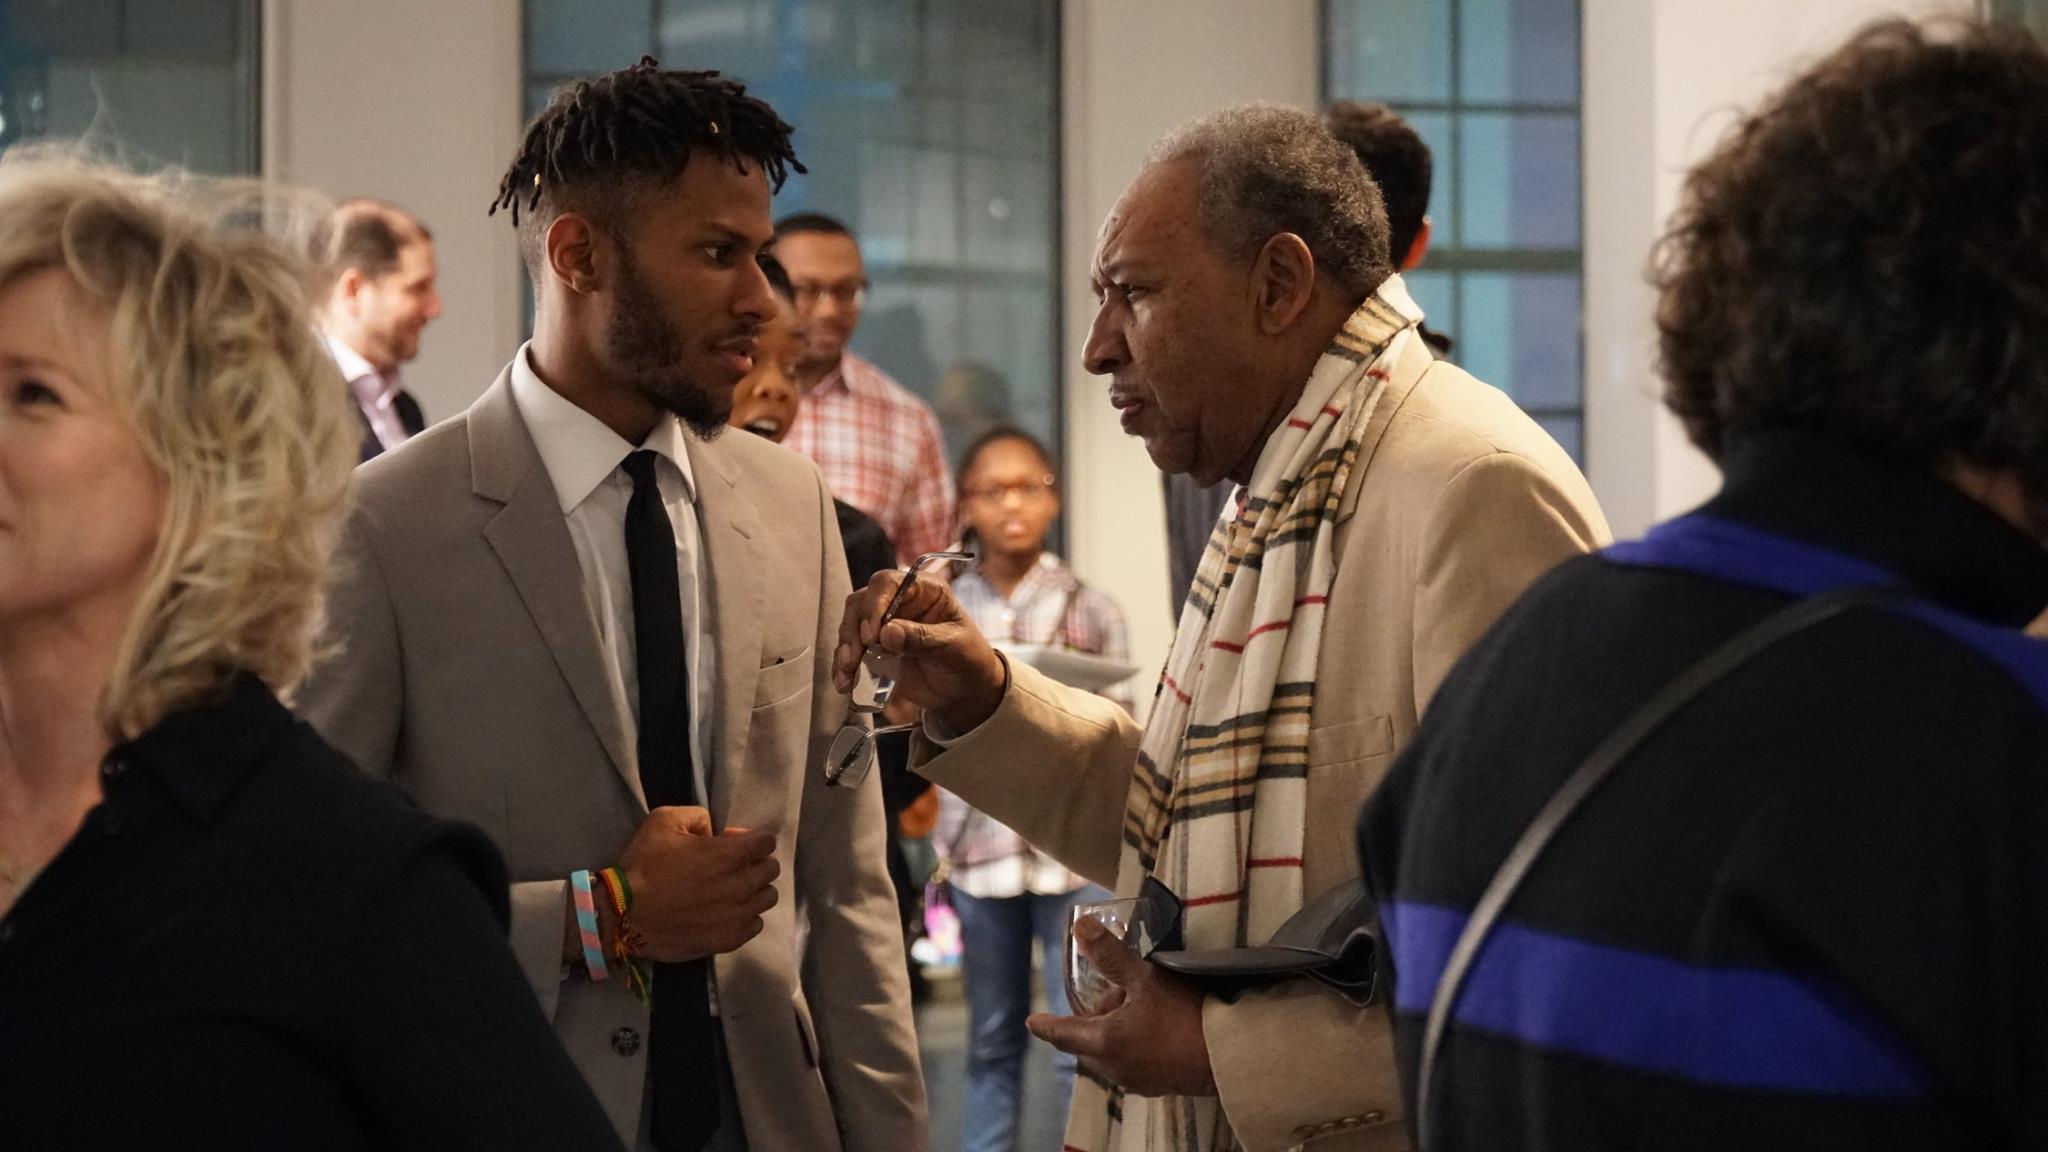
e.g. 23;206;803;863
611;1026;642;1056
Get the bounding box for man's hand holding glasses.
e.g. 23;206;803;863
825;550;1003;785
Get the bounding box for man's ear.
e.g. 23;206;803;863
1248;232;1317;335
545;212;603;296
1400;216;1432;271
331;267;366;314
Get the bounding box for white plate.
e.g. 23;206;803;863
995;643;1140;692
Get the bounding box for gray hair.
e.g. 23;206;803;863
1146;103;1391;298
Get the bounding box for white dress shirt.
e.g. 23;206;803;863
322;332;414;453
509;344;718;803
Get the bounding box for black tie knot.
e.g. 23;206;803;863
623;449;662;492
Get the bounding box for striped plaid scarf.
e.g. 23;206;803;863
1066;280;1424;1152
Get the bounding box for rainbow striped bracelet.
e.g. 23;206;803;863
569;869;609;982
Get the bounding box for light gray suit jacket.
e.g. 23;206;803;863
299;367;927;1150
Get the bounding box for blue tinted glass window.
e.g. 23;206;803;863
1459;272;1581;410
1459;112;1579;249
1324;0;1453;104
1324;0;1583;462
0;0;259;173
1459;0;1579;106
526;0;653;75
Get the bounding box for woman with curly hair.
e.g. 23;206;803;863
0;156;620;1150
1361;17;2048;1150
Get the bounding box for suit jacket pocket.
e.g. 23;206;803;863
754;648;813;709
1304;714;1398;894
1306;714;1394;768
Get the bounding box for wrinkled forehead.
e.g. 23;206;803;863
1094;157;1205;273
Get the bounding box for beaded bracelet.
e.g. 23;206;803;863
569;869;609;982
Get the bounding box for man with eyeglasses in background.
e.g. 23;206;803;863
772;213;956;563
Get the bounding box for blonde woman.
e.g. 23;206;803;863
0;157;620;1150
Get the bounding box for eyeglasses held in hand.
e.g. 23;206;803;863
824;550;973;788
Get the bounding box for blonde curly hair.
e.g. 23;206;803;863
0;154;359;737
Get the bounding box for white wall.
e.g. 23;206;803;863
263;0;525;424
1581;0;1973;537
1058;0;1322;709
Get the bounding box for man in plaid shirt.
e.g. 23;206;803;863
773;213;955;563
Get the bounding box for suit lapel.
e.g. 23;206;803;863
470;372;645;809
690;434;764;826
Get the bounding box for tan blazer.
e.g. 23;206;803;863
914;346;1610;1151
299;369;926;1151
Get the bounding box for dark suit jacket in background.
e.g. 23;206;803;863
1163;473;1234;619
359;388;428;463
836;498;897;589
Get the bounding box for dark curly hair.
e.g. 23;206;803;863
490;58;803;275
1323;100;1432;268
1655;18;2048;512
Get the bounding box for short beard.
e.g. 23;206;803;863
608;251;729;439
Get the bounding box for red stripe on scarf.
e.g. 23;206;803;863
1247;857;1304;868
1212;617;1295;652
1162;673;1193;704
1284;404;1345;431
1184;889;1244;908
1296;594;1328;607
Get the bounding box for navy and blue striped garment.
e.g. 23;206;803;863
1359;427;2048;1150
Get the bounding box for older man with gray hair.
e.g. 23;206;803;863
838;105;1608;1150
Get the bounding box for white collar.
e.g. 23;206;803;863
508;342;698;515
321;331;381;386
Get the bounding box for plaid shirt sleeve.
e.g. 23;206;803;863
889;404;956;564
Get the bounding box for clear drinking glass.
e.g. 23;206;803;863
1065;897;1143;1017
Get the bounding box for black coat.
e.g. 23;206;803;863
836;498;897;589
0;674;621;1151
1361;429;2048;1150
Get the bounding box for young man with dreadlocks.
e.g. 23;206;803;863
300;61;926;1152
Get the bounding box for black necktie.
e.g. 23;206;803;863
621;450;720;1151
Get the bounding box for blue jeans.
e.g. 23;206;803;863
952;884;1112;1152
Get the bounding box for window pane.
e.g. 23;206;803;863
1457;272;1580;413
1395;109;1456;251
1400;268;1457;341
1324;0;1452;104
524;0;1063;463
1459;0;1579;106
527;0;653;76
1535;414;1582;462
1458;111;1579;249
0;0;258;173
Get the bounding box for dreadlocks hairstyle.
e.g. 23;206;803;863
489;58;803;275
